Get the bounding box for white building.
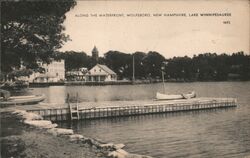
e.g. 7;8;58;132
23;60;65;83
87;64;117;82
66;67;88;81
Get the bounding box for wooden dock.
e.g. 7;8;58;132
12;97;237;121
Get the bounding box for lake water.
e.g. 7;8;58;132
31;82;250;158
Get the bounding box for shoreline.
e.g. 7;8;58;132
0;110;152;158
0;112;98;158
28;80;249;87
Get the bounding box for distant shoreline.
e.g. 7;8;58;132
28;80;249;87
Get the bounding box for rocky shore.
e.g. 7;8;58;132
1;110;152;158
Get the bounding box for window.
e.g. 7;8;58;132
100;76;105;81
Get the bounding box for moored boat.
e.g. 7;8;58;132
156;91;196;100
0;94;45;106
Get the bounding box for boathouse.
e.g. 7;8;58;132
87;64;117;82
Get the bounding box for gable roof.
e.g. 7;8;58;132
97;64;116;75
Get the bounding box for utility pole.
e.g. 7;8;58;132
161;61;168;94
161;66;166;93
132;55;135;83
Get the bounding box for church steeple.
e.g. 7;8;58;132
92;46;99;64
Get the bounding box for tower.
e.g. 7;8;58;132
92;46;99;64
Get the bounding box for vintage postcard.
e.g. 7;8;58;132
1;0;249;158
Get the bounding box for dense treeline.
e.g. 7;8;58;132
166;52;250;81
58;51;250;81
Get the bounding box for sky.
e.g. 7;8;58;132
60;0;249;58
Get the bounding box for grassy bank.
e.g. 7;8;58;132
0;112;98;158
1;111;152;158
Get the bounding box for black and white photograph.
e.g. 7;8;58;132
1;0;250;157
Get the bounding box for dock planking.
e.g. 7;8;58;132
12;97;237;121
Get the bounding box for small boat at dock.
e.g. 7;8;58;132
156;62;196;100
156;91;196;100
0;94;45;106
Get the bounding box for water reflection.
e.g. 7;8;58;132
58;108;250;158
31;82;250;103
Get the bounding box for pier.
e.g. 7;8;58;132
12;97;237;121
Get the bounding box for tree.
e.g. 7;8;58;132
104;51;132;79
133;52;147;79
1;0;76;74
58;51;91;71
166;56;193;80
230;52;250;80
142;51;166;78
8;69;33;80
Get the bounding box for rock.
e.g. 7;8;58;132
108;149;153;158
47;128;74;136
99;143;115;149
99;143;125;151
13;110;43;120
24;120;56;129
12;110;26;115
92;145;98;150
79;137;104;147
81;137;92;144
114;144;125;150
108;149;128;158
96;152;104;157
89;138;101;147
94;138;106;144
69;134;84;141
107;151;121;158
23;113;43;120
45;123;58;129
